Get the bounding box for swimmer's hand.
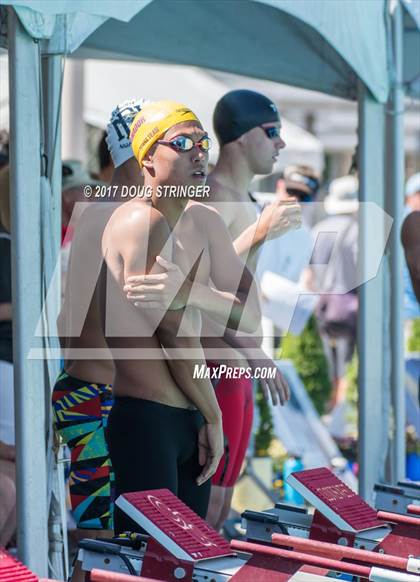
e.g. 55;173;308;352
197;420;224;486
256;198;302;242
249;358;290;406
124;256;191;310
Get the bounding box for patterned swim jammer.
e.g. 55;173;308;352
52;370;114;530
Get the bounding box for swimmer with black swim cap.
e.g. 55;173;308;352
203;90;301;530
208;89;301;267
213;89;281;149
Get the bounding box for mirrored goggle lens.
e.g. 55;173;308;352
171;136;211;151
199;137;212;151
264;126;281;139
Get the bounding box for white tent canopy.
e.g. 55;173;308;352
83;59;324;171
2;0;390;101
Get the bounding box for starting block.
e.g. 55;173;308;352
80;489;248;581
77;481;420;582
375;481;420;516
243;467;420;558
0;548;59;582
0;549;38;582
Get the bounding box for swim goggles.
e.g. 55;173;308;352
157;135;212;152
260;126;281;139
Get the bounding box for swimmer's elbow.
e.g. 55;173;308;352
236;291;261;334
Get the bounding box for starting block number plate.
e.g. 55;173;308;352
287;468;384;533
116;489;233;562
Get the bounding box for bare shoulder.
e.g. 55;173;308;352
107;200;169;240
185;200;223;224
401;211;420;247
75;203;119;242
207;175;243;202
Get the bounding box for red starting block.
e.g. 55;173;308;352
115;489;238;581
117;489;232;562
271;533;420;575
0;548;38;582
78;484;420;582
408;505;420;516
286;468;420;557
230;539;420;582
0;548;61;582
90;569;162;581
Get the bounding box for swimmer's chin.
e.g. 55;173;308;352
190;176;207;186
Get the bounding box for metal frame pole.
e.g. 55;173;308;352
42;53;66;579
8;8;49;575
357;82;389;503
388;0;405;484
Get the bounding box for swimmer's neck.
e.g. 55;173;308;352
111;158;143;189
147;179;189;229
210;145;254;198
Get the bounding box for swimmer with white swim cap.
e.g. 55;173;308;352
53;99;145;581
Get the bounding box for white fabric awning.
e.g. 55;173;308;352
84;60;324;171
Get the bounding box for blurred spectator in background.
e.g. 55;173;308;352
310;175;359;410
62;160;102;243
0;163;16;547
0;131;8;171
97;131;113;183
401;173;420;323
401;173;420;407
256;165;320;285
61;161;102;292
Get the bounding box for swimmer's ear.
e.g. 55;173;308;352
141;153;154;172
142;144;157;171
236;132;248;150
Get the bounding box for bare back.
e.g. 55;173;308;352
59;203;118;385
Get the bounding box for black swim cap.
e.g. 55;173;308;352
213;89;280;146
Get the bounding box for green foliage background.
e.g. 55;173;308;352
408;319;420;353
278;315;332;414
254;383;275;456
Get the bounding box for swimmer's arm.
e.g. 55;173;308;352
187;206;261;333
157;313;222;424
401;212;420;303
117;209;221;425
233;224;262;264
233;199;302;259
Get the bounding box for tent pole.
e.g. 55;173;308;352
357;83;388;503
8;8;49;576
43;54;62;252
388;0;405;483
42;53;66;579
